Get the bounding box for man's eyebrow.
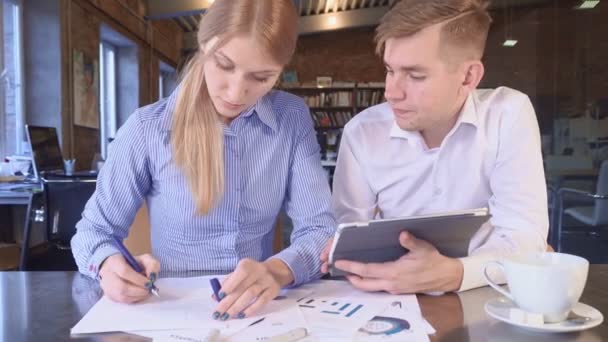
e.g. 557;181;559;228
384;62;429;72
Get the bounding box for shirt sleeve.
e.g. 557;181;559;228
270;105;336;286
70;111;152;279
331;123;377;224
458;93;549;291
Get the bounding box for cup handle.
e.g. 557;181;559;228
483;261;513;301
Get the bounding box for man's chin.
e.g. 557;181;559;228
395;119;419;132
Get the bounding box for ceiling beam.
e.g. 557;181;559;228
299;6;388;34
183;5;388;50
146;0;212;19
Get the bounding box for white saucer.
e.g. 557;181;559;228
485;297;604;333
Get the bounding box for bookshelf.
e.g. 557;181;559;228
283;83;385;186
283;83;385;130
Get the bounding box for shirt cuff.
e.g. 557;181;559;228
270;247;309;287
87;245;121;279
457;254;506;292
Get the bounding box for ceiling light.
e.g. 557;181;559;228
327;15;337;26
503;39;518;47
575;0;600;9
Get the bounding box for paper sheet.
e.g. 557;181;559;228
73;276;432;341
293;280;430;341
71;276;284;335
134;288;311;342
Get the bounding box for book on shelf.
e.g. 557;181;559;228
356;89;385;108
357;82;385;88
301;91;353;107
311;110;352;128
285;81;386;130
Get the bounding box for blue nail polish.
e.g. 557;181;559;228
220;313;229;321
212;311;220;319
150;272;157;282
237;312;245;319
145;282;152;289
218;292;226;300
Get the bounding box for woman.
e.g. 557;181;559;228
71;0;335;320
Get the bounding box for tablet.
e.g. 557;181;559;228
328;208;491;277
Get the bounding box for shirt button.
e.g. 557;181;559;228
434;188;442;196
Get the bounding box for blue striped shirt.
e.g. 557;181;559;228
71;89;336;286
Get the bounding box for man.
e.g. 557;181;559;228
321;0;548;293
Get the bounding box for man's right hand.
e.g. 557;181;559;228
319;238;334;274
98;253;160;304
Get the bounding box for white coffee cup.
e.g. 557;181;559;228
483;252;589;323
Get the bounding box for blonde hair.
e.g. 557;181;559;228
172;0;298;214
375;0;492;63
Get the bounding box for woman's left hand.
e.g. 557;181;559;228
212;258;293;320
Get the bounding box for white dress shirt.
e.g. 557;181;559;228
332;86;549;291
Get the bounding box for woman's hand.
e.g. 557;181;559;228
212;258;293;320
98;253;160;304
319;238;334;273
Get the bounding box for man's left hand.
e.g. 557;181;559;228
334;231;464;294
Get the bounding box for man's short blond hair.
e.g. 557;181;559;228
376;0;492;63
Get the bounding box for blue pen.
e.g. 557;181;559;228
210;278;222;301
112;235;160;297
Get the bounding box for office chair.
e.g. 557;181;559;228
555;160;608;252
44;179;97;248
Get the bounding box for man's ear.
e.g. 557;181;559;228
462;60;484;91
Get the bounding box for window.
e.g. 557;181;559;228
0;0;24;158
99;40;117;159
159;61;177;100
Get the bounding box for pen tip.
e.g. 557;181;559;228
151;288;160;297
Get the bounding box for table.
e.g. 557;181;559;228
1;266;606;341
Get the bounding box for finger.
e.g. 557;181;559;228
334;260;397;279
321;261;329;274
346;275;402;294
112;257;150;288
399;231;418;250
102;271;149;303
399;231;437;257
220;260;258;295
242;287;277;318
319;239;333;261
106;290;147;304
224;282;268;319
213;282;262;321
135;254;161;279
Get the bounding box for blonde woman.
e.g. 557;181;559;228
71;0;335;320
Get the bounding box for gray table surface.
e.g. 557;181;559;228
1;266;606;342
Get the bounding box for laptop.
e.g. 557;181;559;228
25;125;97;180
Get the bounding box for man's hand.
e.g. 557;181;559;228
334;231;464;294
99;253;160;303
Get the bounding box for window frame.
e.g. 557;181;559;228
99;40;117;159
0;0;25;158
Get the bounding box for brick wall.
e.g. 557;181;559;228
64;0;183;169
288;1;608;133
288;27;385;84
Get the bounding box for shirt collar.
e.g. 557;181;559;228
458;92;478;128
388;92;479;140
246;92;279;133
160;87;279;133
160;87;179;132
